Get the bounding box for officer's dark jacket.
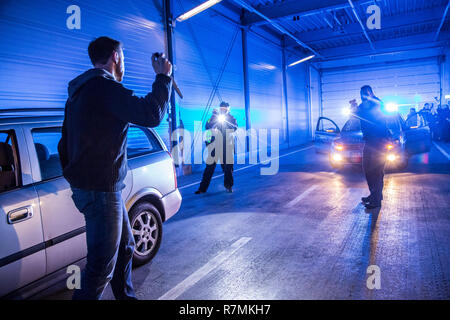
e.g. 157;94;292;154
58;68;172;192
356;97;390;144
205;111;237;146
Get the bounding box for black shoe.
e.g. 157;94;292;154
226;187;233;193
195;190;205;194
364;202;381;209
361;196;371;203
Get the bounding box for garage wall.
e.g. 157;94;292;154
172;0;245;166
309;65;321;138
0;0;170;142
285;62;309;146
1;0;313;170
442;47;450;104
321;57;441;128
247;33;285;146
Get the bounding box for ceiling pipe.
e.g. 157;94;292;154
347;0;375;51
230;0;322;58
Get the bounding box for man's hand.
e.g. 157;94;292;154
152;53;172;77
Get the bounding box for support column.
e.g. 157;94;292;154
281;37;290;147
164;0;177;149
441;47;450;104
241;24;251;151
305;63;312;140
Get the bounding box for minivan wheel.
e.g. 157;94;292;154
129;202;163;267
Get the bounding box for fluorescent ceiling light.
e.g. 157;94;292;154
288;55;315;67
176;0;222;22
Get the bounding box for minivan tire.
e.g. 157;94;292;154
129;202;163;267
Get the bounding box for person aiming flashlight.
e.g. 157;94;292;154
195;102;238;194
356;85;391;209
58;36;172;300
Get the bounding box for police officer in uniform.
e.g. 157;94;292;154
356;85;391;209
195;102;238;194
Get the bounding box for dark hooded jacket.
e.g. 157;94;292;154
356;96;390;145
58;68;171;192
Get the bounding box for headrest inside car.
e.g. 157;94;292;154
35;143;50;162
0;142;14;167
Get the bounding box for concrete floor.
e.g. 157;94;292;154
48;142;450;300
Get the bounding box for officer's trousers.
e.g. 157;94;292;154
199;162;234;192
362;143;386;205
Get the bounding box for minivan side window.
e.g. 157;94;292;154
127;126;162;158
0;130;20;192
31;127;63;181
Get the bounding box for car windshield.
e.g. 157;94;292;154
342;117;361;132
341;115;401;133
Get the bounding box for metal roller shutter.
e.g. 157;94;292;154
320;58;441;128
286;63;309;147
173;0;245;165
0;0;168;141
247;33;283;134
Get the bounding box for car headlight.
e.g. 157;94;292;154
387;154;397;161
386;143;394;150
334;144;344;151
332;153;343;162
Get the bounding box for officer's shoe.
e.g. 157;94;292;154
361;196;371;203
364;202;381;209
226;187;233;193
195;190;205;195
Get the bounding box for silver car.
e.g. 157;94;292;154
0;109;182;298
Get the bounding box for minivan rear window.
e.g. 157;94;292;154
127;126;162;158
32;127;63;181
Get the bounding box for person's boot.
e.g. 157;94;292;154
195;190;205;194
364;202;381;209
361;196;371;203
226;187;233;193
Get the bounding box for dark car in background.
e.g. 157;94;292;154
314;113;431;170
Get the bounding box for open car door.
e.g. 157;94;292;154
402;114;431;155
314;117;340;153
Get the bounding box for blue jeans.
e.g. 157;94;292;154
71;187;136;300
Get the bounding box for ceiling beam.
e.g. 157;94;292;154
434;0;450;41
317;31;450;60
284;6;445;48
347;0;374;50
241;0;363;26
230;0;322;57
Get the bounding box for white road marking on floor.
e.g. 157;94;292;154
158;237;252;300
284;184;319;208
179;146;313;190
433;141;450;161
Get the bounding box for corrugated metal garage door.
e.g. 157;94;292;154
0;0;169;142
173;0;245;165
286;63;309;146
247;33;284;145
320;58;441;128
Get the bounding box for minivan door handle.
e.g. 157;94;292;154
7;205;33;224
